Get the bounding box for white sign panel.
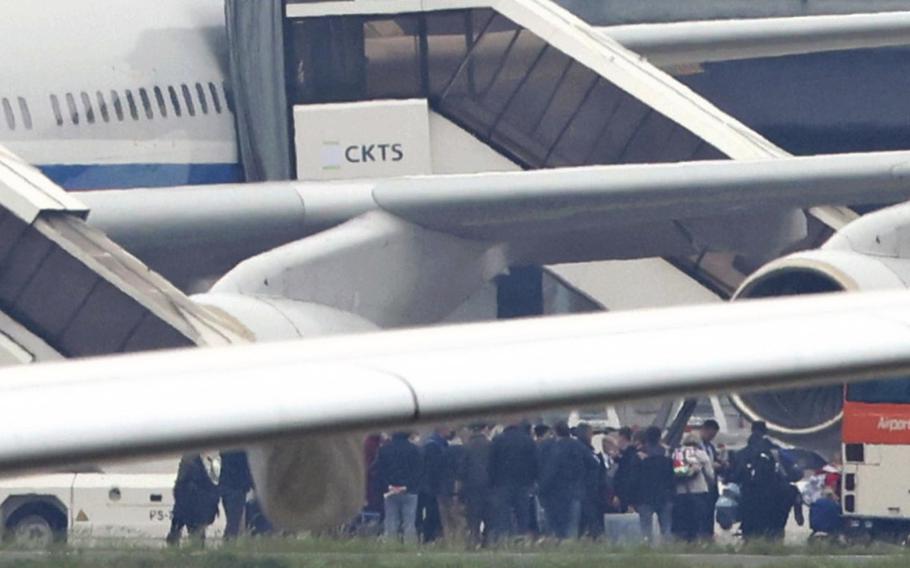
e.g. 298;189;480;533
294;99;432;181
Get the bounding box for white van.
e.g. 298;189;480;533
0;472;218;546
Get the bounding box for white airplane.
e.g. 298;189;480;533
3;0;910;532
3;1;909;191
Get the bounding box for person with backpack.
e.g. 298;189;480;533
733;421;781;540
166;453;221;546
671;432;714;542
634;426;675;544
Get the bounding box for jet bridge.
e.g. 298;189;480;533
226;0;836;305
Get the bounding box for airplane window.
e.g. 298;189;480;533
1;98;15;130
17;98;32;130
110;90;124;121
195;83;209;115
138;88;154;119
96;91;110;123
181;84;196;117
222;82;234;113
168;86;182;117
65;93;80;125
208;82;222;114
80;92;96;124
153;87;168;118
124;90;139;121
50;94;64;126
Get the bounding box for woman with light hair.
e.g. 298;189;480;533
672;432;715;542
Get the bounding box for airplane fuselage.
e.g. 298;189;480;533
3;0;909;192
0;0;240;190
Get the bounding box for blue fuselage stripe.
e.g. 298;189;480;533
39;163;245;190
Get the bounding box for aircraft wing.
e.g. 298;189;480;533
2;288;910;473
373;151;910;244
83;150;910;286
603;11;910;67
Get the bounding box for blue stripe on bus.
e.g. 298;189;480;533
39;163;245;190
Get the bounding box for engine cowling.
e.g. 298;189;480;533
731;203;910;445
193;293;378;532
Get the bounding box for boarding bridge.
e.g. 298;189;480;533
223;0;846;310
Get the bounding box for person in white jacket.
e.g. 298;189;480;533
672;432;715;542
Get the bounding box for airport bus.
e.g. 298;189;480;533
842;377;910;541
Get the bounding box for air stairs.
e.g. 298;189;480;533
0;147;248;363
422;0;843;299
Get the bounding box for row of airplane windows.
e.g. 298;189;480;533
0;82;234;131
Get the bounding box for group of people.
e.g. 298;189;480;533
370;418;809;546
163;419;813;546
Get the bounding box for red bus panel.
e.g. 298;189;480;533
843;402;910;444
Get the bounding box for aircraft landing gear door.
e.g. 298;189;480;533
292;100;432;181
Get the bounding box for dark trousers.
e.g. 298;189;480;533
166;518;206;546
417;492;443;543
580;498;604;539
490;484;532;540
672;493;709;542
463;489;490;545
541;493;580;539
700;489;718;538
740;484;779;540
769;483;801;539
222;490;246;540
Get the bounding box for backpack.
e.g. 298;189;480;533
744;448;778;487
672;447;697;478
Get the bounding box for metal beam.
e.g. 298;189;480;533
603;12;910;67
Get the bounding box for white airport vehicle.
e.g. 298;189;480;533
0;472;179;547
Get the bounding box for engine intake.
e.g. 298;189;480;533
731;204;910;442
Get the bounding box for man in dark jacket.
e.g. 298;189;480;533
576;423;608;539
538;421;586;540
732;421;781;540
166;454;220;546
364;434;386;518
418;427;453;543
220;450;253;541
698;420;723;539
376;431;423;543
458;424;492;545
635;426;675;544
530;424;553;535
488;423;538;540
612;427;640;513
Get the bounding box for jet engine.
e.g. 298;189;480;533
730;203;910;445
193;293;379;532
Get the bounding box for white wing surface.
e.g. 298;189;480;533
82;151;910;284
2;289;910;473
